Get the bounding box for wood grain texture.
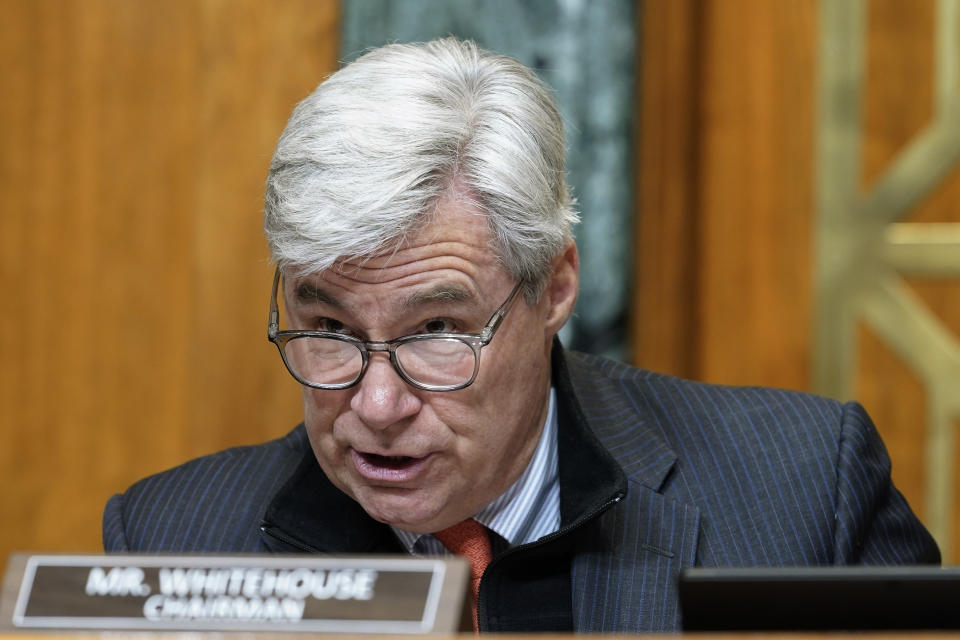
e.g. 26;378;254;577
633;0;816;392
695;0;816;390
861;0;935;189
0;0;339;570
632;0;703;378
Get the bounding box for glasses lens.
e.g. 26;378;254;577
283;336;363;387
395;338;477;388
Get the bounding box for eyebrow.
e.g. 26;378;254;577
294;282;340;307
401;284;476;312
292;281;478;313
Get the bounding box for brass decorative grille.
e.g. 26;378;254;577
816;0;960;557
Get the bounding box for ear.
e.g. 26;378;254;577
543;240;579;337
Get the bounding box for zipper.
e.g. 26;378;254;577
260;523;322;553
261;489;626;631
476;490;625;631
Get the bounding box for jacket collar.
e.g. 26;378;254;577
557;344;678;493
551;341;628;527
260;444;405;554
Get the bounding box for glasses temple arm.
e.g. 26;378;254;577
268;268;281;339
481;281;523;342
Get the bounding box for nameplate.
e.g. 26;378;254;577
1;553;469;633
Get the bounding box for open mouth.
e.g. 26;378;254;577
352;449;432;482
359;452;419;469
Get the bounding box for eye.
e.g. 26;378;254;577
422;318;456;334
316;317;354;336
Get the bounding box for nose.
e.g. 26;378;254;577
349;353;422;430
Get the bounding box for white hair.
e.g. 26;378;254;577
264;37;578;301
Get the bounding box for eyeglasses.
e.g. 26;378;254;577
267;269;523;391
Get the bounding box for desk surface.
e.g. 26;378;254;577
0;631;960;640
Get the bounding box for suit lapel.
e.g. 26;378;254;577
557;347;701;632
571;485;700;631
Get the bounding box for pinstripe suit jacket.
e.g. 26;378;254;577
103;346;939;632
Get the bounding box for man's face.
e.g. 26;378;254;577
283;195;577;533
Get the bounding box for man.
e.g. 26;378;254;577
104;38;939;632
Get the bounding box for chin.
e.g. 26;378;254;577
356;488;445;533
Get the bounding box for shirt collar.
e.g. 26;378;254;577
393;387;561;553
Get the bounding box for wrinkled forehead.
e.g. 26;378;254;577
287;201;503;285
286;271;484;318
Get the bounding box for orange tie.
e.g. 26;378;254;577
433;519;492;632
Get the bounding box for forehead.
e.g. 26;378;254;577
286;198;507;298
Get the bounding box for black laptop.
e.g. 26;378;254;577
679;566;960;631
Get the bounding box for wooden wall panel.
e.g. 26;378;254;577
0;0;339;570
861;0;935;189
633;0;702;379
634;0;817;393
695;0;816;390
